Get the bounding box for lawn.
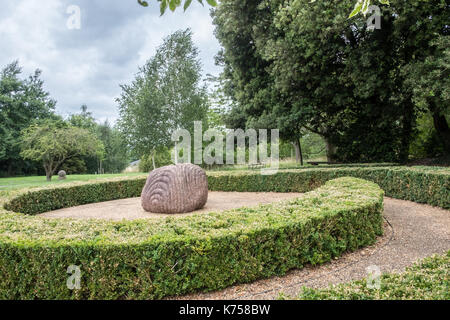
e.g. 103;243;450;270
0;172;146;191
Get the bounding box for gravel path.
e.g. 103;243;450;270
171;197;450;300
39;192;304;220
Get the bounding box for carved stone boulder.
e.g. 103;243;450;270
58;170;67;180
141;163;208;214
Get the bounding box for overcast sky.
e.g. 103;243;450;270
0;0;222;123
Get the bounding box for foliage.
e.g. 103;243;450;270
212;0;449;163
19;120;104;181
0;61;57;176
68;106;129;174
139;147;172;172
402;35;450;153
0;177;384;299
117;29;208;160
138;0;217;15
293;251;450;300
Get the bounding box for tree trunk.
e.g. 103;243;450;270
325;138;337;163
292;139;303;166
432;111;450;154
45;169;52;181
152;149;156;170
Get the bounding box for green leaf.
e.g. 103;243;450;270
137;0;149;7
184;0;193;11
169;0;177;12
348;1;363;18
361;0;371;16
160;0;168;15
206;0;218;6
379;0;390;4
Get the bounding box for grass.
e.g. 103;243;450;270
286;251;450;300
0;172;146;191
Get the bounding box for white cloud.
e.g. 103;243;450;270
0;0;222;123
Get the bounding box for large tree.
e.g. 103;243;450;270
0;61;56;176
213;0;448;163
117;29;208;167
20;120;104;181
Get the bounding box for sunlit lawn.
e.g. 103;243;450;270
0;172;146;191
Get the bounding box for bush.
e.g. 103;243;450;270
0;177;383;299
5;166;449;215
293;251;450;300
0;166;448;299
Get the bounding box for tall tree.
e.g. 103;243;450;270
117;29;208;167
213;0;447;163
0;61;56;176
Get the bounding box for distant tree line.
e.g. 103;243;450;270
0;62;129;178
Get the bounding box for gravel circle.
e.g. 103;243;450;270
38;191;304;220
169;197;450;300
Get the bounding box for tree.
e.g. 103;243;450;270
403;36;449;154
213;0;447;163
97;121;130;173
20;120;104;181
117;29;208;168
0;61;57;176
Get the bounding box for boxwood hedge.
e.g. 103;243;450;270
0;166;448;299
4;166;449;215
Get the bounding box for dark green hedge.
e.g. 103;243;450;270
4;179;146;215
4;166;449;215
0;177;384;299
208;167;449;209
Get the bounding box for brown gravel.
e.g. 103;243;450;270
170;197;450;300
38;191;304;220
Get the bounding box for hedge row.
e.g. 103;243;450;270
4;166;448;215
292;251;450;300
207;167;449;209
0;177;383;299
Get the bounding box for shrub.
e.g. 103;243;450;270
0;177;383;299
4;166;449;215
292;251;450;300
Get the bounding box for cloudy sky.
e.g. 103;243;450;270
0;0;222;123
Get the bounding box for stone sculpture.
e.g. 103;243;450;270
58;170;67;180
141;163;208;214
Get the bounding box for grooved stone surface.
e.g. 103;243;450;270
141;164;208;214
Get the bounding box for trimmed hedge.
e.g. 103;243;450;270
0;166;448;299
291;251;450;300
0;177;384;299
4;166;449;214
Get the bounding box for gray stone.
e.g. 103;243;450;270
141;163;208;214
58;170;67;180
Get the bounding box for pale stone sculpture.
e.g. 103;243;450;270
58;170;67;180
141;163;208;214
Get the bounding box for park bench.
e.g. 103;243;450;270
307;161;340;166
248;163;265;170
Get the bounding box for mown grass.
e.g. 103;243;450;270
0;172;146;191
286;251;450;300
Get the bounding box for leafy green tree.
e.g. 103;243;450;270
97;121;130;173
403;35;449;153
0;61;57;176
213;0;447;163
20;120;104;181
117;29;208;168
